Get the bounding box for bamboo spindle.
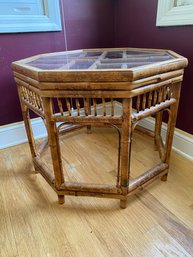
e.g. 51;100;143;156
136;95;141;113
85;98;92;133
35;92;40;109
155;111;163;152
148;91;153;108
84;98;89;116
163;86;167;101
93;98;97;116
65;98;71;116
24;87;28;102
167;86;172;100
31;91;35;106
111;98;114;116
75;98;80;116
102;98;106;116
57;98;64;116
142;93;146;110
153;90;158;106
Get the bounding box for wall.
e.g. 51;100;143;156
0;0;114;126
114;0;193;135
2;0;192;135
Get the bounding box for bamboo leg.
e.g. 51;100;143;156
154;111;163;151
161;82;181;181
42;98;65;203
161;173;168;182
120;98;132;209
58;195;65;204
120;198;128;209
155;85;164;150
17;85;37;159
23;108;37;158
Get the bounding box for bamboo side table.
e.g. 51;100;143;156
12;48;187;208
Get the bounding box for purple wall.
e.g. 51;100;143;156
0;0;114;126
63;0;115;50
1;0;192;135
114;0;193;134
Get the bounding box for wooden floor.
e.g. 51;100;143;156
0;128;193;257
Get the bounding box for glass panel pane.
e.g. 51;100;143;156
26;49;174;70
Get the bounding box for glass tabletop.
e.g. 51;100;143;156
25;49;174;71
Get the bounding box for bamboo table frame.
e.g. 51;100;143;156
12;48;188;208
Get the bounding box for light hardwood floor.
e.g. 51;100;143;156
0;128;193;257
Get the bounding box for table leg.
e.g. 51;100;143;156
17;85;37;159
42;98;65;203
155;111;163;151
162;82;182;181
120;98;132;208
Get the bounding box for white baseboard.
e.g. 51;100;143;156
138;117;193;162
1;102;193;163
0;118;47;149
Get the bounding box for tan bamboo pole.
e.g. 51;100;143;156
42;97;65;204
58;190;126;200
53;115;122;125
136;95;141;112
57;98;64;115
111;98;114;116
154;111;163;151
37;138;49;157
61;182;120;194
153;90;158;106
148;91;153;108
142;93;146;110
86;98;92;134
161;82;182;181
75;98;80;116
17;84;37;159
158;88;163;103
120;98;132;208
155;135;165;161
36;94;41;109
128;163;168;193
30;90;35;106
132;98;176;122
84;98;89;115
32;92;37;108
163;86;167;101
102;98;106;116
35;93;41;109
24;87;29;101
33;157;55;186
66;98;71;116
93;98;97;116
130;76;182;98
167;86;172;100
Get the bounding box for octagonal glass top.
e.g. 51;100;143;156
25;49;174;71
